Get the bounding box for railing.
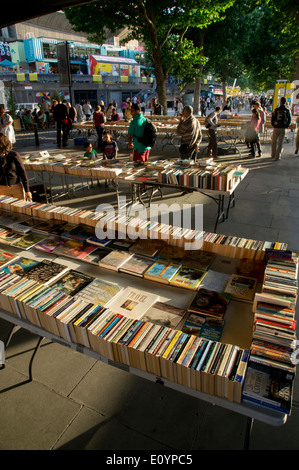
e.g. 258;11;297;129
0;72;154;86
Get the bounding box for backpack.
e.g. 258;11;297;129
275;107;290;128
204;115;211;128
135;119;157;147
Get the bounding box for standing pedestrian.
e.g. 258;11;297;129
205;107;222;158
75;101;84;122
127;103;152;162
176;105;202;160
83;100;92;120
53;99;68;147
93;105;106;150
0;106;15;145
271;97;292;160
245;108;262;158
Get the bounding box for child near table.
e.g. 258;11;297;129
83;141;99;186
102;130;118;187
83;141;98;160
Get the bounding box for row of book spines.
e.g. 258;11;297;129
157;169;234;191
2;288;248;403
24;163;121;178
0;197;287;260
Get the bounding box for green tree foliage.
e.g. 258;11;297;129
203;0;299;93
65;0;234;114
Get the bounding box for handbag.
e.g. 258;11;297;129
0;182;25;200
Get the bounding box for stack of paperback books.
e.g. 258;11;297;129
242;249;298;415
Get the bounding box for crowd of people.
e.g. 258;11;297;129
0;89;297;203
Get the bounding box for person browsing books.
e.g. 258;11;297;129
127;103;151;162
205;106;221;158
102;130;118;187
176;105;202;160
83;142;97;160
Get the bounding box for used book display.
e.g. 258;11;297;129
0;201;296;414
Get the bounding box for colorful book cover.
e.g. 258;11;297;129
62;224;95;241
23;259;69;284
0;249;18;267
120;254;154;277
0;230;24;245
75;278;123;306
107;286;159;320
12;233;47;250
50;270;94;296
53;239;96;259
80;248;111;264
142;301;186;329
33;236;65;253
98;250;133;271
2;257;40;275
188;288;230;318
224;274;257;301
170;266;207;290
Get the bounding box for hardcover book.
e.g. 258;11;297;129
50;270;94;296
53;239;97;259
224;274;257;301
129;238;166;258
170;266;207;290
199;270;231;293
182;250;215;271
107;286;159;320
79;247;110;264
187;288;230;319
98;250;133;271
119;254;154;277
75;278;123;306
142;301;186;329
2;256;40;275
0;249;18;267
23;259;69;285
242;360;295;414
12;233;47;250
33;236;64;253
144;261;181;284
0;230;24;245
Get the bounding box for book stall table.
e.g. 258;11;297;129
0;195;296;451
0;308;288;451
116;162;249;232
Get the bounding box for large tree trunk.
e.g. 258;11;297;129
152;51;168;115
193;30;206;115
193;76;202;115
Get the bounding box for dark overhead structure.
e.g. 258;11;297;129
0;0;95;29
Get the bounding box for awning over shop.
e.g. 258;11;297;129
88;54;139;77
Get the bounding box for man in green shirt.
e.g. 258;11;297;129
127;103;151;162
